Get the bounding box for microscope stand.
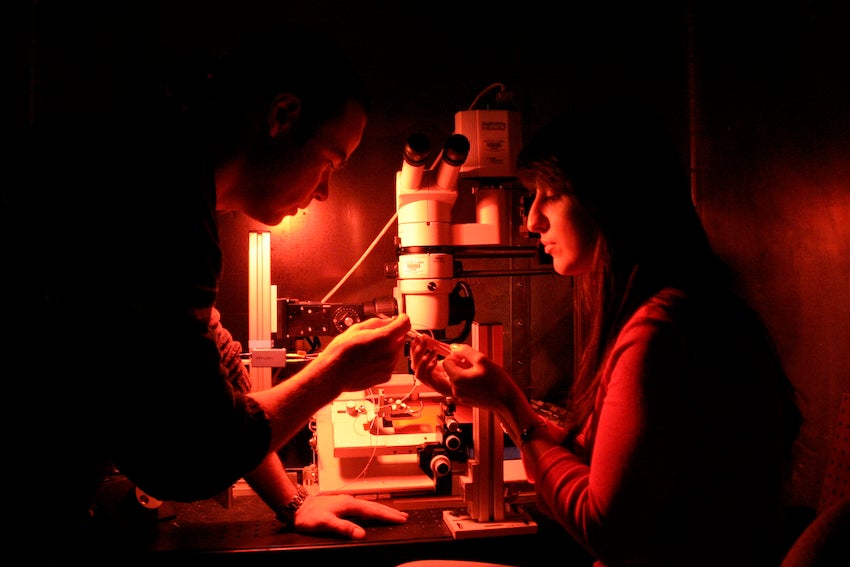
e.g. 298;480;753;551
441;322;537;539
442;508;536;538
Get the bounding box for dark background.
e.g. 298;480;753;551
4;1;848;514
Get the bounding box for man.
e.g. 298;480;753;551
2;23;410;564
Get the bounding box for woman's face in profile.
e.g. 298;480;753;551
526;181;597;276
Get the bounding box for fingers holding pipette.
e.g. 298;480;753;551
408;335;454;396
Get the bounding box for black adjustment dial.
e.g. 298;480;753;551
331;306;361;334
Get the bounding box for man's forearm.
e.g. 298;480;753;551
243;450;299;514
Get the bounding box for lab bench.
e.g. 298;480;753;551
72;476;594;567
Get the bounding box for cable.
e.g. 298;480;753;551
467;82;506;110
321;82;508;303
321;210;398;303
336;375;422;488
426;82;508;170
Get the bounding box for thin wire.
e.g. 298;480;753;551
336;375;422;488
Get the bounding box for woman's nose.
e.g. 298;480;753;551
526;198;546;233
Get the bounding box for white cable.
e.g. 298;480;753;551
321;82;505;303
321;210;398;303
467;82;506;110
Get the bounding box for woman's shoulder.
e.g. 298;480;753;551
633;287;689;324
642;286;749;319
634;286;776;356
610;289;692;362
645;287;688;309
625;287;762;346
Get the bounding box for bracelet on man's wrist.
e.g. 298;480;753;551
275;484;309;528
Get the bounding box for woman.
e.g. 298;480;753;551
410;105;802;566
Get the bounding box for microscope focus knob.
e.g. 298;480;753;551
430;454;451;478
444;434;463;452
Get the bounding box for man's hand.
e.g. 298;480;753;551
316;313;411;393
294;493;408;539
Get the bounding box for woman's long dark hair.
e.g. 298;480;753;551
517;105;751;441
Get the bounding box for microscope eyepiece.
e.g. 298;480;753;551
403;133;431;166
441;134;470;166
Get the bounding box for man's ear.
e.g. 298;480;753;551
268;93;301;137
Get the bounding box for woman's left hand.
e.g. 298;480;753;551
408;336;454;396
411;340;519;415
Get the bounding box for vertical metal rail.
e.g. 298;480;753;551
467;321;505;521
248;230;273;391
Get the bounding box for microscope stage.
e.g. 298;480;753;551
330;399;440;458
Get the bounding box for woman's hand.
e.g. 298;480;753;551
408;335;454;396
409;339;520;415
442;343;519;413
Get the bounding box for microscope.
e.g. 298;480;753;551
270;96;544;537
393;108;520;336
388;107;542;536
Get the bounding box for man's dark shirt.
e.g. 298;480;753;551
2;104;270;563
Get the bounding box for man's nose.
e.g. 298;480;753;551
313;180;329;202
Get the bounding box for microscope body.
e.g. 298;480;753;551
394;109;520;333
